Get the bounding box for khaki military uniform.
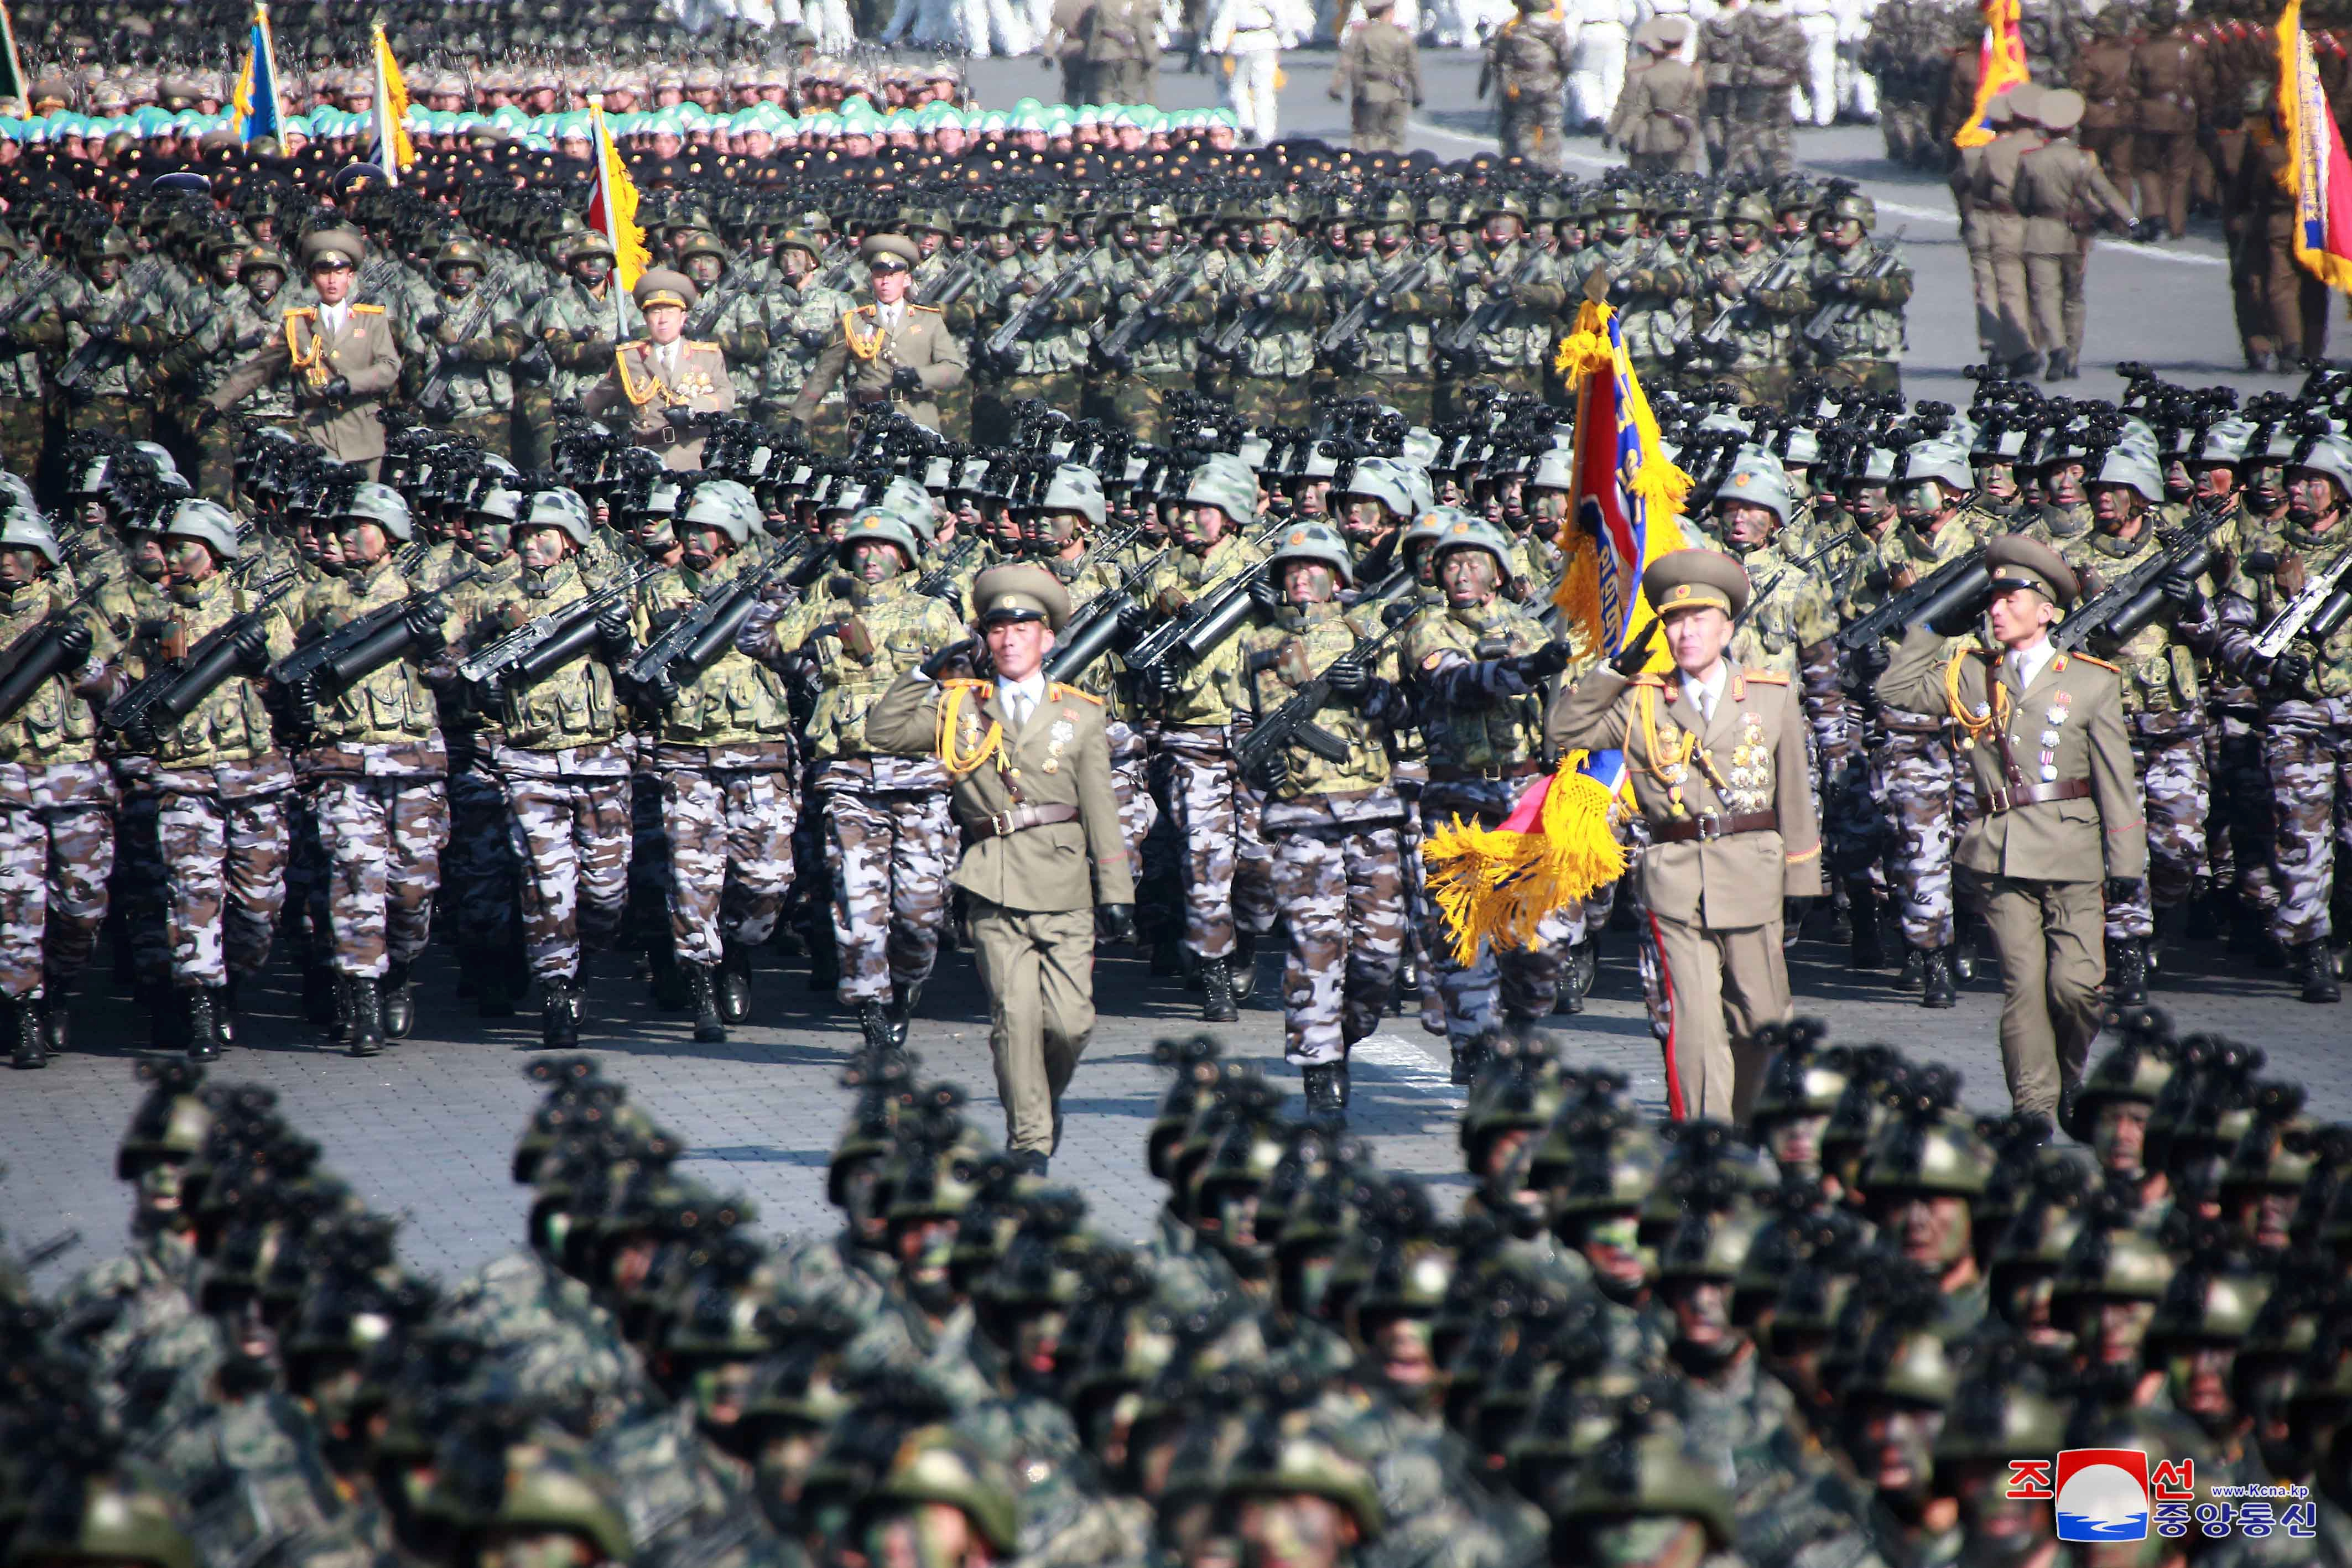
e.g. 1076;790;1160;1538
1973;122;2049;364
582;338;736;470
1549;664;1823;1121
1331;17;1422;152
868;671;1132;1156
791;299;966;439
1610;53;1707;173
210;303;403;476
519;279;644;467
1879;628;2147;1116
2015;134;2138;365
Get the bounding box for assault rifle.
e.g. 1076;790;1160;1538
1095;257;1205;371
1037;519;1156;682
622;549;799;702
984;267;1087;371
0;261;63;336
0;579;106;725
102;571;300;748
914;533;986;600
2052;501;2228;653
1234;599;1418;791
1208;240;1317;361
53;256;170;394
1698;248;1805;354
1834;547;1992;653
1800;229;1906;352
683;247;761;338
456;561;659;692
1320;251;1433;366
915;252;983;312
2252;541;2352;660
415;273;520;418
270;566;487;728
1437;246;1548;368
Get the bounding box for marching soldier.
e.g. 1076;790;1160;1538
790;236;968;438
1609;19;1706;175
582;268;736;471
756;228;855;441
2014;87;2139;383
156;243;291;499
868;564;1135;1173
1877;535;2147;1119
413;238;529;460
1486;0;1575;169
206;227;402;479
521;232;645;466
1329;0;1422;153
1796;185;1912;394
1213;198;1327;429
1549;549;1824;1122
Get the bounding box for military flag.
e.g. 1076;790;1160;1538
1420;277;1688;976
585;97;652;295
1953;0;2031;149
228;2;283;144
0;0;26;111
369;20;414;182
2279;0;2352;291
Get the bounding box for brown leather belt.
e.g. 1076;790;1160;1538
1982;778;2093;814
967;802;1080;839
1428;760;1548;783
1652;809;1778;843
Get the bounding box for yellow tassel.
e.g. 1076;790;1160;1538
1420;760;1626;967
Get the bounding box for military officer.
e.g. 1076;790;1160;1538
206;227;402;479
582;268;736;471
868;564;1135;1174
1876;535;2147;1119
1548;549;1824;1122
789;235;968;438
1328;0;1422;153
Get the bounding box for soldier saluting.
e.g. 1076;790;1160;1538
582;268;735;471
868;564;1135;1176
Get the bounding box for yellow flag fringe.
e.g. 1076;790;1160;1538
1422;760;1625;967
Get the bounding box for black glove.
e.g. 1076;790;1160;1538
2159;569;2202;610
1608;619;1662;678
594;598;633;653
891;365;923;393
2105;878;2144;907
1096;903;1138;945
798;328;830;352
473;672;506;711
1852;639;1893;679
1512;640;1573;684
665;406;701;434
320;375;350;401
438;342;467;369
920;637;977;679
1246;573;1283;613
1116;597;1153;636
1137;659;1181;706
1252;749;1292;794
232;619;270;674
403;606;447;658
2269;650;2313;692
1607;274;1636;303
285;672;318;713
54;617;93;665
643;669;680;709
1251;290;1276;311
1325;654;1368;696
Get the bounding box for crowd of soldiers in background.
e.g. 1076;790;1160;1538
12;1004;2352;1568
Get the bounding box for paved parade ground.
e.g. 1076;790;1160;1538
4;50;2338;1286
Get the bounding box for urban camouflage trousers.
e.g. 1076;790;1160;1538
823;783;954;1005
507;772;630;983
1161;739;1276;961
157;772;290;987
1879;721;1960;949
2266;722;2352;946
1110;752;1158;888
0;763;113;999
446;757;521;957
2104;728;2207;941
660;762;798;966
1271;825;1408;1066
313;776;448;978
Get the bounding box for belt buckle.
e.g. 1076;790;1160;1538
1480;763;1506;781
1694;814;1723;841
1989;787;2011;812
988;808;1017;837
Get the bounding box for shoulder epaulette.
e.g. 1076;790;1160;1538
1630;672;1666;687
1051;683;1105;706
941;677;991;692
622;339;649;352
1744;670;1789;684
912;303;942;315
688;340;720;352
2071;653;2119;673
285;306;317;317
352;303;386;315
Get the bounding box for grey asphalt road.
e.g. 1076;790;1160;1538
2;52;2330;1294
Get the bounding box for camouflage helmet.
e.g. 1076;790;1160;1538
431;237;489;276
80;225;134;262
1550;1410;1735;1551
334;481;414;543
1726;194;1773;231
1147;1036;1224;1183
674;228;732;267
1846;1316;1961;1407
1461;1040;1567;1155
427;1430;634;1564
1859;1092;1996;1199
1264;520;1355;589
522;487;594;546
837;506;923;568
662;1279;779;1362
238;242;288;278
1039;462;1107;529
862;1426;1020;1555
1336;455;1417;517
2149;1265;2272;1349
116;1060;212;1179
1655;1204;1762;1285
1750;1034;1850;1126
0;506;63;567
1183;453;1259;527
2067;1029;2176;1137
2053;1224;2178;1305
884;1129;986;1223
1716;447;1793;523
679;478;761;546
162;497;242;560
1220;1411;1386;1542
1819;188;1877;229
1424;508;1515;584
6;1474;200;1568
1544;1111;1666;1221
1932;1365;2067;1465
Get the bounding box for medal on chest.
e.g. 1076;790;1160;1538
1044;713;1075;774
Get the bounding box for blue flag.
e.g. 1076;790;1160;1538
230;3;280;143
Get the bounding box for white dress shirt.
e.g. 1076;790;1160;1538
1680;660;1728;723
319;300;349;339
998;672;1048;730
2006;635;2057;696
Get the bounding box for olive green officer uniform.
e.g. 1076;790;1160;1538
1546;550;1824;1123
1876;535;2148;1119
788;236;969;438
207;228;403;478
866;565;1134;1169
579;269;736;472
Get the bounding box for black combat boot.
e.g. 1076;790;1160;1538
2297;940;2343;1004
540;976;581;1049
688;964;727;1044
345;975;386;1058
718;940;753;1024
1896;944;1925;991
1952;918;1980;983
857;999;894;1052
1847;884;1887;969
1450;1035;1486;1086
2109;938;2150;1007
1232;931;1259;1005
1302;1062;1347;1116
381;960;415;1039
304;961;339;1027
38;974;69;1056
887;981;923;1048
1200;956;1239;1023
185;987;223;1062
1920;946;1958;1009
1556;937;1596;1013
4;995;42;1070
